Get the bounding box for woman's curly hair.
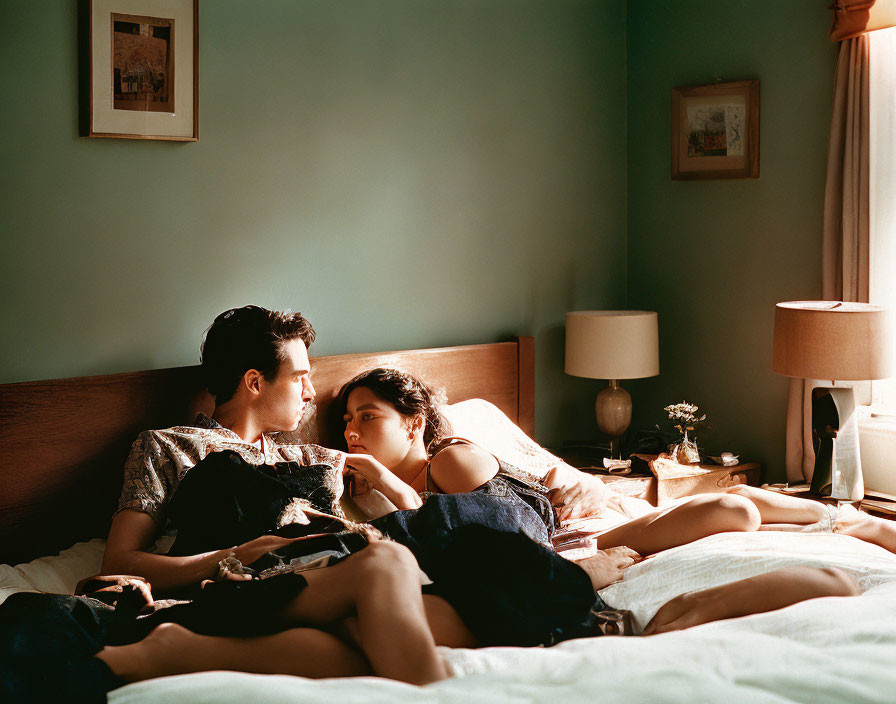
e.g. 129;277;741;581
334;368;450;451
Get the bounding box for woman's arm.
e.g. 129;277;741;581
544;463;617;521
101;509;306;591
427;444;499;494
643;566;860;635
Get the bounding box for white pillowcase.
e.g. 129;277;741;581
0;539;105;606
442;399;568;477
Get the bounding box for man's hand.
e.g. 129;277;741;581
573;546;641;591
74;574;154;609
232;534;308;567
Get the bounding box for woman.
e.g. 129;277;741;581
336;368;896;557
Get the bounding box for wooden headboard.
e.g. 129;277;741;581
0;337;534;566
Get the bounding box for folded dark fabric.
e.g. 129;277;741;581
166;450;347;557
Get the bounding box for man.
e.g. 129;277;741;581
97;305;449;685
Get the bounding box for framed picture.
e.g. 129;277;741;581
87;0;198;141
671;80;759;180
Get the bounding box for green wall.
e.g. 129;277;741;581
0;1;841;465
625;0;838;480
0;0;628;444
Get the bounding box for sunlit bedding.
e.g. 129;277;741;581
4;531;896;703
3;391;895;701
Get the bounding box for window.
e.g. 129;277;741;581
868;26;896;408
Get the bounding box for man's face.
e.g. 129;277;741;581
256;338;316;433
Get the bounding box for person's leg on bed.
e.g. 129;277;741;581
643;566;860;635
724;485;829;525
277;540;449;684
596;493;761;555
335;595;479;650
96;622;370;682
833;506;896;552
725;485;896;552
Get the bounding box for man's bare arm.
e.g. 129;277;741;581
101;510;233;590
102;510;300;591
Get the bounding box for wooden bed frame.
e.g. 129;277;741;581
0;337;534;566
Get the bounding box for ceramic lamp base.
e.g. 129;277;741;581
596;380;631;459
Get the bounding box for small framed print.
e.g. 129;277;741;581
671;80;759;180
87;0;198;141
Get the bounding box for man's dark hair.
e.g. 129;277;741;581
201;305;316;403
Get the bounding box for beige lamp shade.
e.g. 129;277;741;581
772;301;895;381
565;311;660;380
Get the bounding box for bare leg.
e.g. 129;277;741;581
97;622;370;683
726;486;896;553
725;485;828;525
596;493;761;555
278;541;449;684
644;566;860;635
835;507;896;553
337;595;479;650
101;541;448;687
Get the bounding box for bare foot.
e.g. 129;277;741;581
96;622;196;683
573;547;640;591
835;507;896;554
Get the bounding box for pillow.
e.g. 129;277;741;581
597;531;896;631
0;539;105;606
442;399;653;532
441;399;567;478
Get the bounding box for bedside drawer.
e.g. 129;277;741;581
601;461;761;507
655;465;761;506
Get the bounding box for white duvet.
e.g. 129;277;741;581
4;531;896;703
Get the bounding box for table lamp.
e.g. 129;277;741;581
565;311;660;458
772;301;894;501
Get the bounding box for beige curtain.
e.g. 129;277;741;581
784;35;871;483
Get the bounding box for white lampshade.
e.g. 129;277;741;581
565;311;660;380
772;301;894;381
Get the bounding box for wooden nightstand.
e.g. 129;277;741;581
552;445;761;507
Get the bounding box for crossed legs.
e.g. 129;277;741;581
727;484;896;553
595;484;896;557
96;541;450;686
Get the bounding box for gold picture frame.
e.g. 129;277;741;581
86;0;198;141
671;80;759;180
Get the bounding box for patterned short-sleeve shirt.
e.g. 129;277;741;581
117;414;346;525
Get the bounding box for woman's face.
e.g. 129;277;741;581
343;387;418;468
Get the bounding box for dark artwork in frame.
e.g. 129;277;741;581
111;14;174;113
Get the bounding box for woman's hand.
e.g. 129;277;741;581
546;465;620;522
344;453;422;510
343;453;394;492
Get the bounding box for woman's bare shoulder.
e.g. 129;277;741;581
429;443;499;493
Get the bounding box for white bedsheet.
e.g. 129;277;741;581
5;531;896;702
107;580;896;704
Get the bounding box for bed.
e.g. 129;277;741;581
2;337;896;703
